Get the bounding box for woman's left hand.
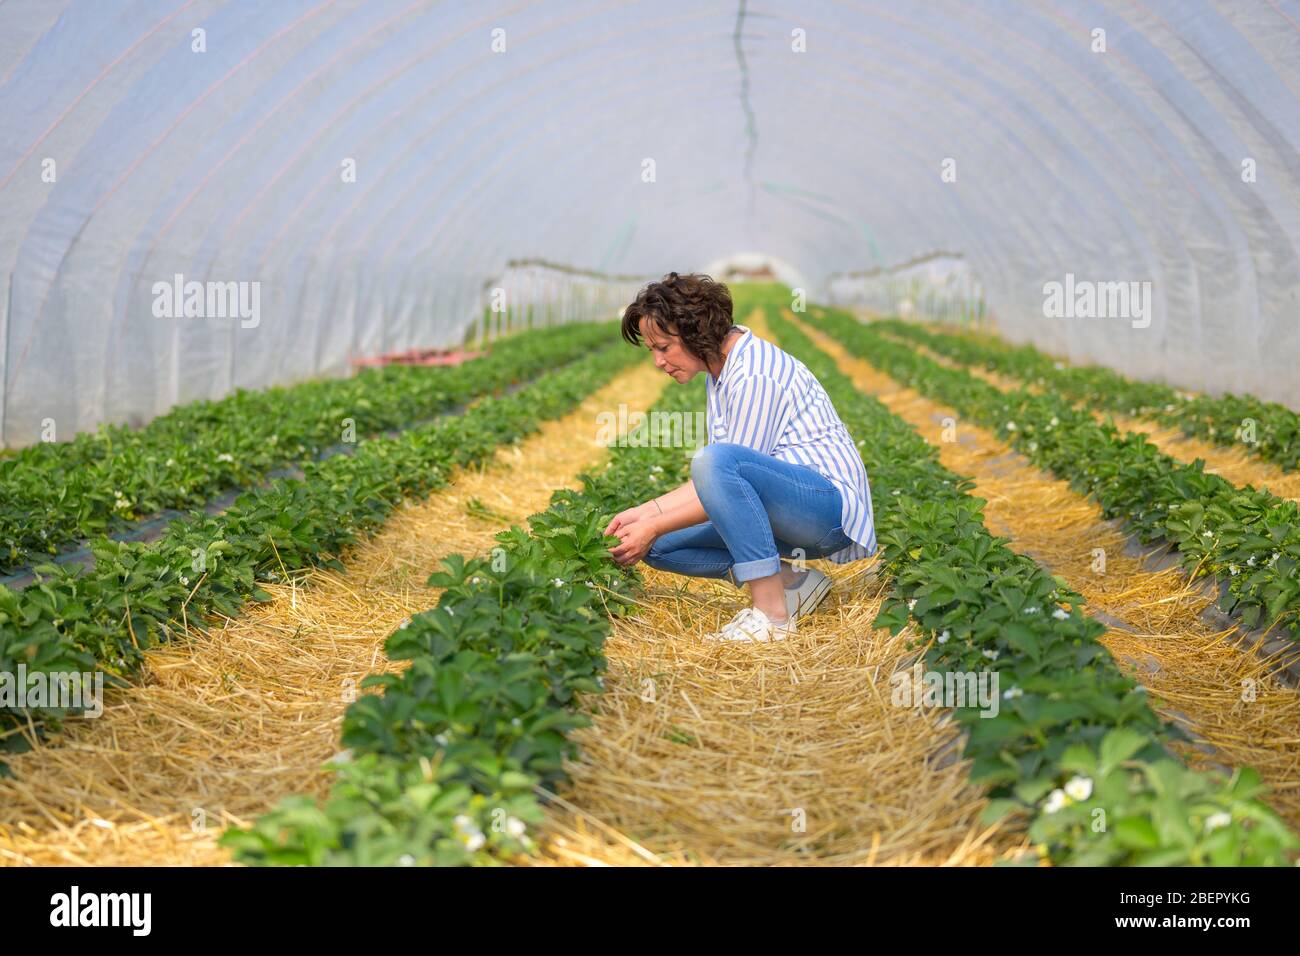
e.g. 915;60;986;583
610;519;658;566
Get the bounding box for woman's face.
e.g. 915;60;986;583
639;317;707;382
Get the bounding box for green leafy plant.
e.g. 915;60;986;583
766;298;1298;866
815;309;1300;641
872;317;1300;473
1;340;644;767
0;322;616;574
222;365;703;865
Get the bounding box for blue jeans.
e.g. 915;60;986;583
644;442;852;585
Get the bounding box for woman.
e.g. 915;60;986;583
605;272;876;643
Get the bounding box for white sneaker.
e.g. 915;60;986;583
784;567;832;623
704;607;796;643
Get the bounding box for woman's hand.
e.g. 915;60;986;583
609;519;659;567
604;505;646;538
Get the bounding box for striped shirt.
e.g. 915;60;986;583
704;325;877;563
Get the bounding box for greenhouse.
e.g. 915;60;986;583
1;0;1298;908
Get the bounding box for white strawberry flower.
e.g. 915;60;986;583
1023;606;1039;614
217;452;234;463
1043;789;1068;814
1205;812;1231;832
907;598;917;611
453;814;486;852
1005;421;1017;431
1052;608;1069;620
983;649;999;661
1064;776;1093;801
505;817;527;838
937;630;950;644
397;854;416;866
1003;686;1023;700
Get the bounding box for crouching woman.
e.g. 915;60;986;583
605;272;876;643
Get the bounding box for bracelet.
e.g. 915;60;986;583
653;498;663;514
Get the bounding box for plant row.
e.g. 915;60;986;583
0;340;641;767
872;317;1300;473
1;322;616;574
767;302;1297;865
220;368;701;864
813;309;1300;641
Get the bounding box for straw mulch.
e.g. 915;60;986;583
531;564;1028;866
793;314;1300;830
0;360;668;866
527;308;1029;866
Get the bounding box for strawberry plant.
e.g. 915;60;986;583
0;341;643;770
0;322;615;575
872;318;1300;473
221;369;703;865
767;300;1298;866
817;309;1300;641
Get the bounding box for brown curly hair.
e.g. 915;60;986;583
620;272;735;363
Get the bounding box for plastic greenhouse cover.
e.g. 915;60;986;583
0;0;1296;447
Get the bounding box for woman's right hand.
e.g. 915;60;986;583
604;505;646;537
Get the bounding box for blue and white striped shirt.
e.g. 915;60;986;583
704;325;877;563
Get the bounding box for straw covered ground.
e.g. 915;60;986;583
0;359;667;866
532;562;1027;866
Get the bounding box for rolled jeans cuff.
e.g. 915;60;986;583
730;554;782;584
